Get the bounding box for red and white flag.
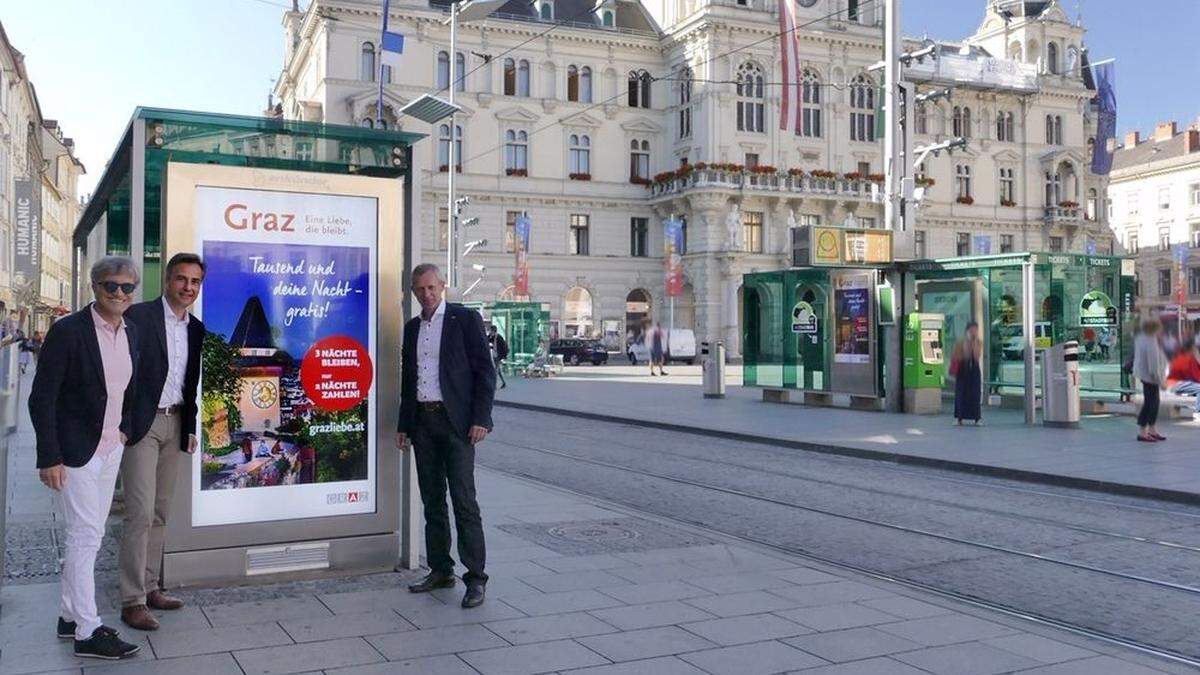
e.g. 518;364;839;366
778;0;802;133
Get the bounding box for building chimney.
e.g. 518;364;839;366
1153;121;1177;142
1187;129;1200;154
1124;130;1140;147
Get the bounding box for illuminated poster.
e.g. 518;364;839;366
834;276;870;364
193;186;377;526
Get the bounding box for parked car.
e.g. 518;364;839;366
1002;322;1052;360
626;329;698;365
549;338;609;366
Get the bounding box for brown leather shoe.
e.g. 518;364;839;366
120;605;159;631
147;590;184;611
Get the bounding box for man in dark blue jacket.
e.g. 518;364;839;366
29;256;142;660
397;263;495;608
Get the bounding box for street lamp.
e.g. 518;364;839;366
400;0;506;290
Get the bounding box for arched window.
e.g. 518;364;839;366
736;62;765;133
505;130;528;172
956;164;972;199
996;111;1012;141
849;74;875;142
580;66;592;103
952;106;971;138
360;118;374;128
504;58;516;95
567;65;580;101
678;67;693;138
630;139;650;181
628;70;651;108
1045;114;1054;144
539;0;553;19
437;124;463;171
437;51;450;90
602;10;614;26
627;71;640;106
517;59;531;96
569;134;591;175
915;103;928;135
361;42;376;81
1054;115;1063;145
800;69;821;137
1008;41;1022;61
455;52;466;91
1047;43;1059;74
847;0;860;22
564;287;593;337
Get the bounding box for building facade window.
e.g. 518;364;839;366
630;139;650;181
736;62;765;133
455;52;465;91
1000;234;1014;253
1127;231;1139;253
504;58;516;95
952;106;971;138
602;10;614;25
744;153;759;168
437;123;463;171
1190;182;1200;207
1049;236;1064;253
1128;192;1140;216
1192;222;1200;248
999;167;1015;204
517;59;530;96
505;211;522;252
801;69;822;138
742;211;763;253
437;51;450;90
295;141;314;161
361;42;376;81
630;217;649;257
955;164;972;200
570;214;590;255
539;0;553;19
1047;42;1059;74
849;74;875;142
1054;116;1063;144
915;103;928;135
568;134;591;175
437;207;448;250
504;130;528;172
859;216;876;229
1159;186;1171;211
628;70;651;108
1159;268;1172;296
678;67;693;139
1159;227;1171;251
1045;115;1054;144
567;65;580;101
914;229;927;258
1190;267;1200;295
996;111;1014;141
956;232;970;256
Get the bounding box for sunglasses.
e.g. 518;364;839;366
98;281;138;296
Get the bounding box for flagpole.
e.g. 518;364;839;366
377;0;390;127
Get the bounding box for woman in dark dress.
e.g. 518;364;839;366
952;321;983;425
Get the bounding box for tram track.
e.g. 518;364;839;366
477;460;1200;670
508;418;1200;555
488;436;1200;596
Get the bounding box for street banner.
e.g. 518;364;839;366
514;214;531;296
664;217;684;297
1090;61;1117;175
13;177;41;294
192;185;378;526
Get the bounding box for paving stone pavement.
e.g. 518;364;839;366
3;463;1194;675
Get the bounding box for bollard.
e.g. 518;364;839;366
702;340;726;399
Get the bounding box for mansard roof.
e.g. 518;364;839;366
427;0;658;36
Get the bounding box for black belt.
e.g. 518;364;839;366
157;405;181;416
418;401;445;412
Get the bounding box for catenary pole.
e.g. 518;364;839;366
447;2;459;289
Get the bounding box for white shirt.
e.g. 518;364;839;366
416;300;446;402
157;297;190;408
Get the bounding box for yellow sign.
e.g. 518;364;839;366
813;227;842;265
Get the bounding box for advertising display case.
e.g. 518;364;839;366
71;109;421;585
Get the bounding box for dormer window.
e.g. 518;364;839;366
602;9;614;25
538;0;553;20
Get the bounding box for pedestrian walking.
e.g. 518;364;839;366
650;322;667;376
1133;318;1170;442
396;263;495;608
951;321;983;425
17;329;32;374
28;256;142;660
117;253;205;632
488;324;508;389
1167;338;1200;416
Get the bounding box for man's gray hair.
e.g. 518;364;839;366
90;255;141;285
412;263;444;282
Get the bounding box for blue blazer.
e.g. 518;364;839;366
124;298;205;451
398;303;496;441
29;305;140;469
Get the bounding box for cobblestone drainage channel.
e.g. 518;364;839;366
497;517;716;555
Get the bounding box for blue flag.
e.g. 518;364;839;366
1091;62;1116;175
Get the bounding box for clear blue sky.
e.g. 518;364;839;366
3;0;1196;195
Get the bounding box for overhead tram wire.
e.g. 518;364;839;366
458;0;879;167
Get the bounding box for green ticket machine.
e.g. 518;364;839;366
903;312;946;414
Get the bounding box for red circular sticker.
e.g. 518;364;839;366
300;336;374;412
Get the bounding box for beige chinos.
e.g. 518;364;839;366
117;411;183;607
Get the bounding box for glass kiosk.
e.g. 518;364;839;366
73;108;421;586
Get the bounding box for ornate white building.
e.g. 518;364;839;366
1107;119;1200;330
273;0;1109;356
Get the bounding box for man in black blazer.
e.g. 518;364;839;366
29;256;142;660
117;253;206;631
396;263;496;608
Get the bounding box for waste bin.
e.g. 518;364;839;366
1042;340;1080;428
702;340;726;399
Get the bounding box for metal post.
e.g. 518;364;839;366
446;3;459;290
1022;260;1036;424
883;0;900;235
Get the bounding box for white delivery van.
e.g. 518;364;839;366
667;329;697;364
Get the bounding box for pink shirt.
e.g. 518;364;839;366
90;304;132;458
